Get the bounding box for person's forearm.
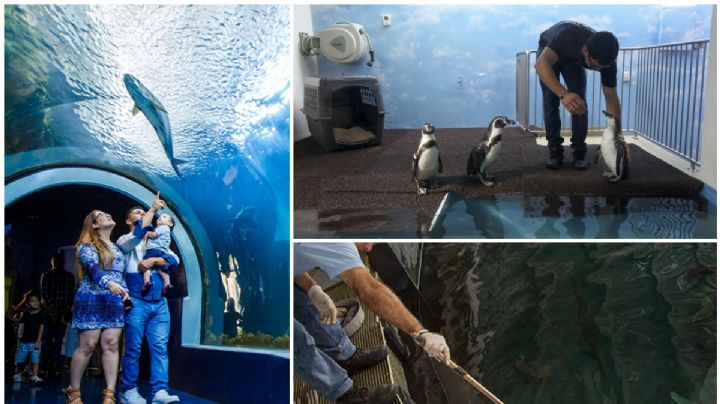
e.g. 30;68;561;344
293;272;317;293
141;209;155;229
605;91;622;128
536;59;566;97
356;277;423;335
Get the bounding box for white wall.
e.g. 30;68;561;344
699;5;717;189
293;5;318;142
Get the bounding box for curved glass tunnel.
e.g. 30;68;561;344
369;243;716;404
5;4;289;402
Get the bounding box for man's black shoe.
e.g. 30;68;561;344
336;384;399;404
545;157;562;169
573;151;588;170
337;346;389;375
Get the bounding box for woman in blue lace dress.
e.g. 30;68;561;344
64;210;129;404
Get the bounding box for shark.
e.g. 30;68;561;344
123;73;186;177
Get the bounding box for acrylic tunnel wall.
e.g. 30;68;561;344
5;5;289;403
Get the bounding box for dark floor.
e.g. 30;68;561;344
5;373;216;404
294;127;705;234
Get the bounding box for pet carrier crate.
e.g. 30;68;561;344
302;75;385;151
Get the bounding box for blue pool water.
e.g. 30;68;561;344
295;193;716;239
5;5;290;346
428;193;717;239
406;243;716;404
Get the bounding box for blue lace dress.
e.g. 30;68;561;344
71;242;127;330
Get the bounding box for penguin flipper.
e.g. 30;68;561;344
438;153;443;174
411;152;420;180
467;153;476;176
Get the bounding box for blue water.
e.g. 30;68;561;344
294;193;716;239
407;243;716;404
5;5;290;346
429;193;717;239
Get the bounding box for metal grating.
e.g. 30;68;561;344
360;87;377;106
304;85;320;117
294;272;406;404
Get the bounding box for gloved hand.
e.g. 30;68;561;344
307;285;337;325
413;329;451;364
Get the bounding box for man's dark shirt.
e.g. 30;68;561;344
40;268;76;313
19;310;47;343
539;21;617;88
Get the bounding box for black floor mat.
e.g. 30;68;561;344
294;127;705;233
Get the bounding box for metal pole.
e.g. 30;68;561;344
672;44;681;150
656;48;668;144
680;43;690;156
695;43;707;165
665;46;674;147
690;43;701;161
634;49;642;133
620;49;626;123
652;46;661;143
627;49;634;131
533;52;539;129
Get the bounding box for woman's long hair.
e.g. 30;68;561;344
75;210;114;279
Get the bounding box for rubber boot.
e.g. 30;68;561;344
545;145;563;169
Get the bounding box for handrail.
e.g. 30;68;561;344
516;39;710;169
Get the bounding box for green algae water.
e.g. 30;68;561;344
403;243;715;404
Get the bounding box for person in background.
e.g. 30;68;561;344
223;298;242;339
40;251;77;377
535;20;621;170
13;290;46;384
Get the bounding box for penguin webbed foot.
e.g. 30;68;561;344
416;179;429;195
479;173;496;187
602;171;621;183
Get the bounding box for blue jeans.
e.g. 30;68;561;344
293;285;355;361
294;320;353;401
122;297;170;394
538;47;588;152
294;286;356;401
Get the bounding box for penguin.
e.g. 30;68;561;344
411;123;443;195
466;116;515;186
595;110;629;182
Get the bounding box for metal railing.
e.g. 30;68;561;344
516;39;710;168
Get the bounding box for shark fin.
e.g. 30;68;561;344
132;106;140;116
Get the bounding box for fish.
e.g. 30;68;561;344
123;73;187;177
514;354;550;383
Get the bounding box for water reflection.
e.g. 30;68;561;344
408;243;716;404
428;193;716;239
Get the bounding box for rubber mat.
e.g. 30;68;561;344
295;127;704;234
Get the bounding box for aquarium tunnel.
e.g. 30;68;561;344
5;4;290;403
